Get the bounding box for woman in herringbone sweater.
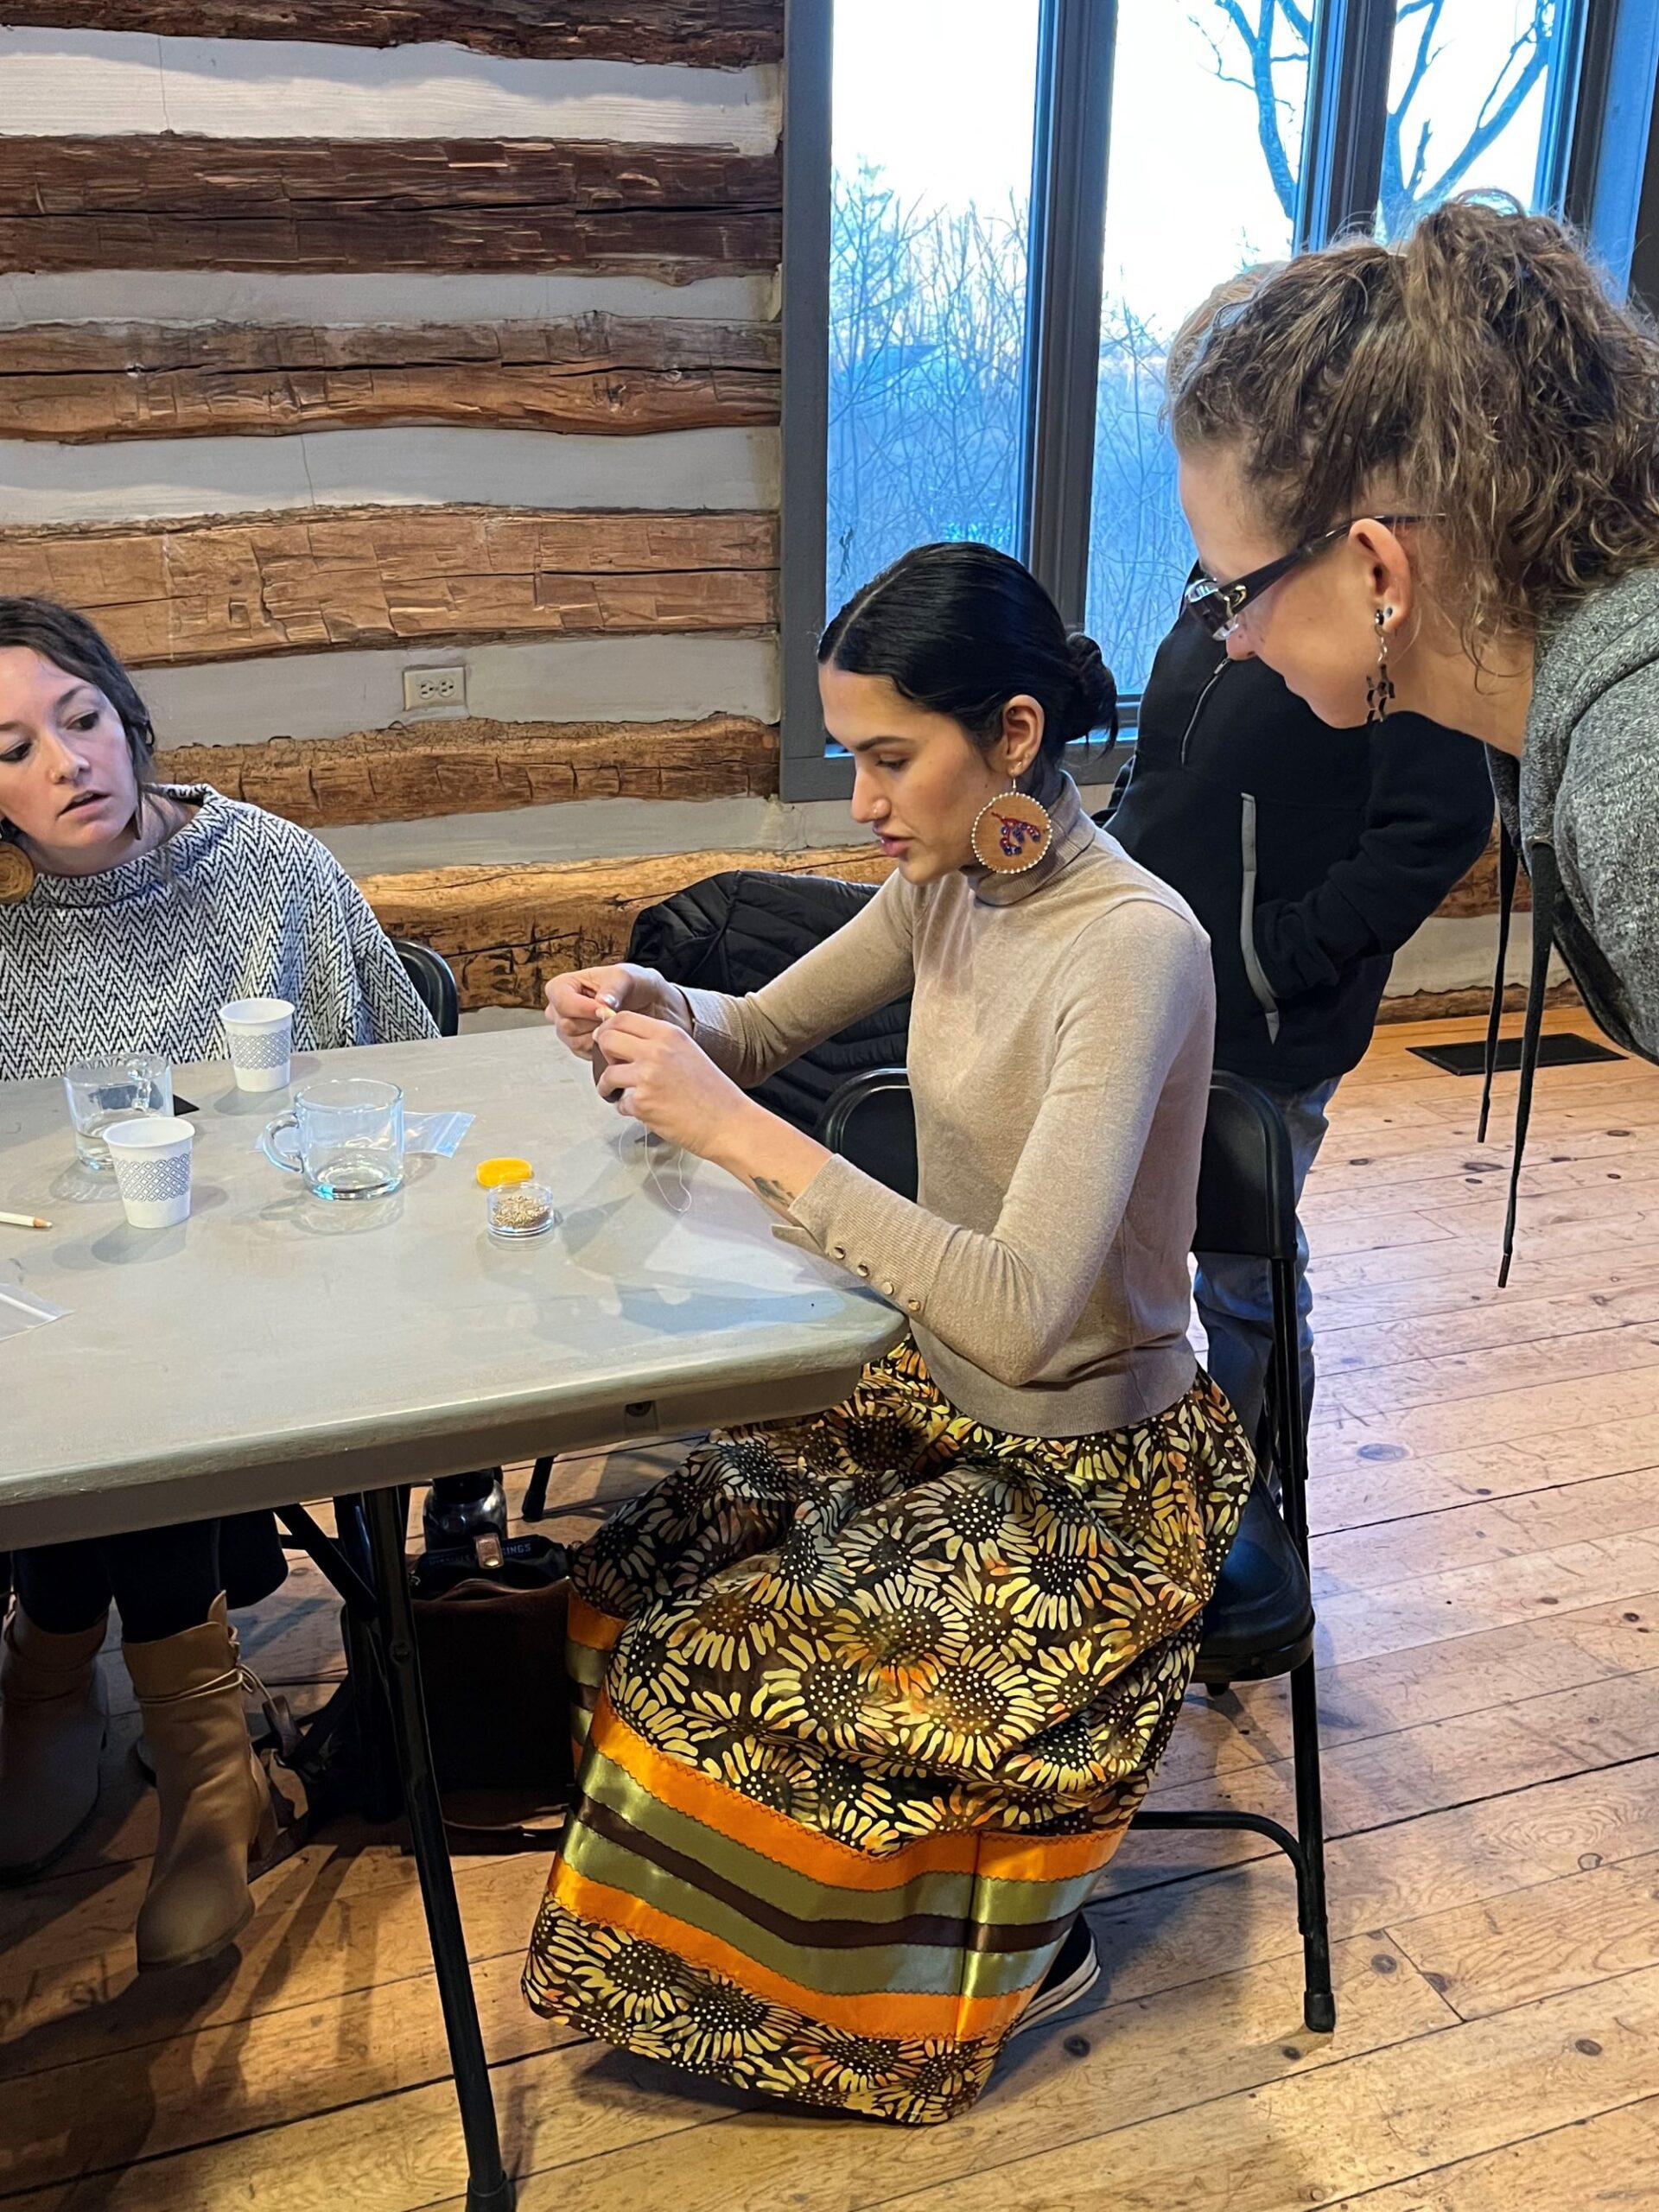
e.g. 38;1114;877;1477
0;597;433;1965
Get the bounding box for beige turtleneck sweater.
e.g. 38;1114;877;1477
683;778;1216;1438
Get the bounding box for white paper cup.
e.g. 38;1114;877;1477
104;1116;195;1229
219;997;294;1092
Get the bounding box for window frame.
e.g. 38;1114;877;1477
779;0;841;802
780;0;1657;802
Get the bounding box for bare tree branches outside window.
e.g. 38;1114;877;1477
827;165;1031;608
1210;0;1563;234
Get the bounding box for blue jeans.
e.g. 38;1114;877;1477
1193;1076;1341;1453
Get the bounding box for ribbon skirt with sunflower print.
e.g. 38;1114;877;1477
523;1341;1253;2125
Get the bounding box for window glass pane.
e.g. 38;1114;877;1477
1084;1;1310;692
828;1;1041;615
1379;0;1573;235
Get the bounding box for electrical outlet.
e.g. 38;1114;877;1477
403;664;467;711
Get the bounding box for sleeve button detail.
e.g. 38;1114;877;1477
880;1281;895;1296
856;1263;871;1278
906;1297;921;1312
830;1245;847;1260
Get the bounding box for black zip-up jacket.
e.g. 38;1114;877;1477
1109;609;1496;1089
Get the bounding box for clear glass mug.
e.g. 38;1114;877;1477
260;1077;404;1200
63;1052;174;1171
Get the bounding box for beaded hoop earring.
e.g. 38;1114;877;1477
969;789;1052;874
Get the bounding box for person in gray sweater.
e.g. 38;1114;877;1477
1166;198;1659;1277
0;597;433;1968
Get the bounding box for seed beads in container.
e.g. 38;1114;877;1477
477;1156;560;1240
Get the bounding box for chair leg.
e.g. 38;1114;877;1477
1289;1655;1335;2033
521;1457;555;1522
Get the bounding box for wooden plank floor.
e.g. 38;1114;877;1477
5;1008;1659;2211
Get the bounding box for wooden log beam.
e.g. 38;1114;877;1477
0;3;784;67
0;505;778;667
1376;979;1581;1023
0;138;781;276
0;318;779;442
156;715;779;825
359;845;893;1009
0;137;779;219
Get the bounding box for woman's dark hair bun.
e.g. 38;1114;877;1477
818;541;1117;792
1063;632;1117;742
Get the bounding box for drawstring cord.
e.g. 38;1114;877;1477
1498;839;1560;1290
1478;820;1557;1289
1477;822;1519;1146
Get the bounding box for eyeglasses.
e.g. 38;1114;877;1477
1183;516;1427;641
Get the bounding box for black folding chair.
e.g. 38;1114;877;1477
814;1065;1336;2036
393;938;461;1038
817;1066;919;1195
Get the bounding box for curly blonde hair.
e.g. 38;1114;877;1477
1166;199;1659;645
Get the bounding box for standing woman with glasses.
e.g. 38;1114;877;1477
524;542;1254;2122
1168;197;1659;1271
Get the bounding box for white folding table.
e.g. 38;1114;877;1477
1;1027;903;2211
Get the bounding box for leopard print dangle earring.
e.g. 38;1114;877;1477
1364;606;1395;725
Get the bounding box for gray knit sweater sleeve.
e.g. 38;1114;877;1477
1518;573;1659;1065
1557;670;1659;1059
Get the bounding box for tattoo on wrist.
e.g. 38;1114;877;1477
751;1175;798;1213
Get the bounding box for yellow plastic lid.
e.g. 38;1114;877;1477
475;1156;533;1189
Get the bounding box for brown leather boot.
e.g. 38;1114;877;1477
0;1605;110;1881
123;1594;293;1971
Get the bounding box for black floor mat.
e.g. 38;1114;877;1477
1409;1032;1625;1076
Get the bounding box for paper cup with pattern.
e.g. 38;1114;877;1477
104;1116;195;1229
219;997;294;1093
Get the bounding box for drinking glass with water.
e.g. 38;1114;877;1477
63;1053;174;1170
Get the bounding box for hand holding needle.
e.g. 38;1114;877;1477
575;987;620;1069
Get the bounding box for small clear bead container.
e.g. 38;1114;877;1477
486;1179;558;1239
477;1157;559;1240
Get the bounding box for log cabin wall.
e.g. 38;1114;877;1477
0;1;883;1007
0;4;1531;1017
1376;825;1573;1026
